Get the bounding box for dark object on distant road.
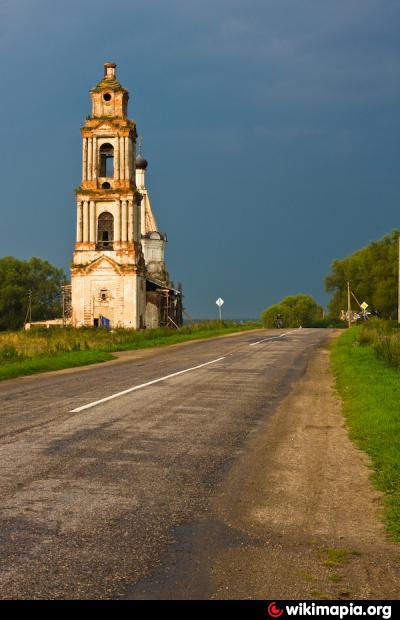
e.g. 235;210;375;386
275;314;284;329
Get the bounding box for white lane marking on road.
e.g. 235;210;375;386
70;356;226;413
249;329;301;346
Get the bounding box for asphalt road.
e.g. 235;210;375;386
0;327;330;599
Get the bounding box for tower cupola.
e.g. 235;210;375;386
90;62;129;119
136;153;148;170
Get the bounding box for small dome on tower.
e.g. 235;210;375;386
136;153;148;170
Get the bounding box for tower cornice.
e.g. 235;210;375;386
81;127;136;141
75;187;141;199
82;118;135;130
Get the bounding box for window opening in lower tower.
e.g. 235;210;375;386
97;212;114;250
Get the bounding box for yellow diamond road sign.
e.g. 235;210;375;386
361;302;368;311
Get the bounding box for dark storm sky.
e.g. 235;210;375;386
1;0;399;318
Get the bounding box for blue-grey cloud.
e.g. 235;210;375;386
1;0;399;317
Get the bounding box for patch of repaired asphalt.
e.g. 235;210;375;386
124;518;261;600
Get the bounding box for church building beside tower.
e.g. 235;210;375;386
71;62;182;329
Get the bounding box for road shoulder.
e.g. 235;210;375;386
210;339;400;599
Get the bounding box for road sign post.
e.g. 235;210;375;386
216;297;224;321
347;281;351;329
360;301;369;320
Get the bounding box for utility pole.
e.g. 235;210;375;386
62;287;65;327
29;289;32;323
24;289;32;327
347;281;351;329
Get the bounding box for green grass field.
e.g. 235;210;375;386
331;328;400;540
0;321;261;381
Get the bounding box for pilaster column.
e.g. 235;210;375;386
128;199;134;241
119;137;125;179
114;137;120;180
83;200;89;242
82;139;87;182
121;200;127;241
136;197;141;241
114;199;121;242
141;194;146;236
89;200;95;243
92;137;97;180
76;201;83;242
124;137;130;180
87;138;93;180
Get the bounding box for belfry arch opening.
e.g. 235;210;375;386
99;143;114;177
97;212;114;250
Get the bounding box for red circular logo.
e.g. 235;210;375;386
267;602;284;618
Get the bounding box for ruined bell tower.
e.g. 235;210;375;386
71;62;146;328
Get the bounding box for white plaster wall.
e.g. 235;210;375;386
143;238;165;264
71;276;86;327
140;191;148;236
136;168;145;189
71;263;144;329
96;136;118;149
96;200;119;236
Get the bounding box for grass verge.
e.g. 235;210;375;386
0;350;115;381
331;328;400;540
0;321;261;381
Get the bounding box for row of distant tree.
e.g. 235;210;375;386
262;230;399;327
0;230;399;330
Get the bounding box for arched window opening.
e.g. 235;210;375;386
97;211;114;250
99;143;114;178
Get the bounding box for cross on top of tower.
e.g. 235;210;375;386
138;135;143;156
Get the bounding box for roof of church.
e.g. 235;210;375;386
144;231;167;241
91;77;128;93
